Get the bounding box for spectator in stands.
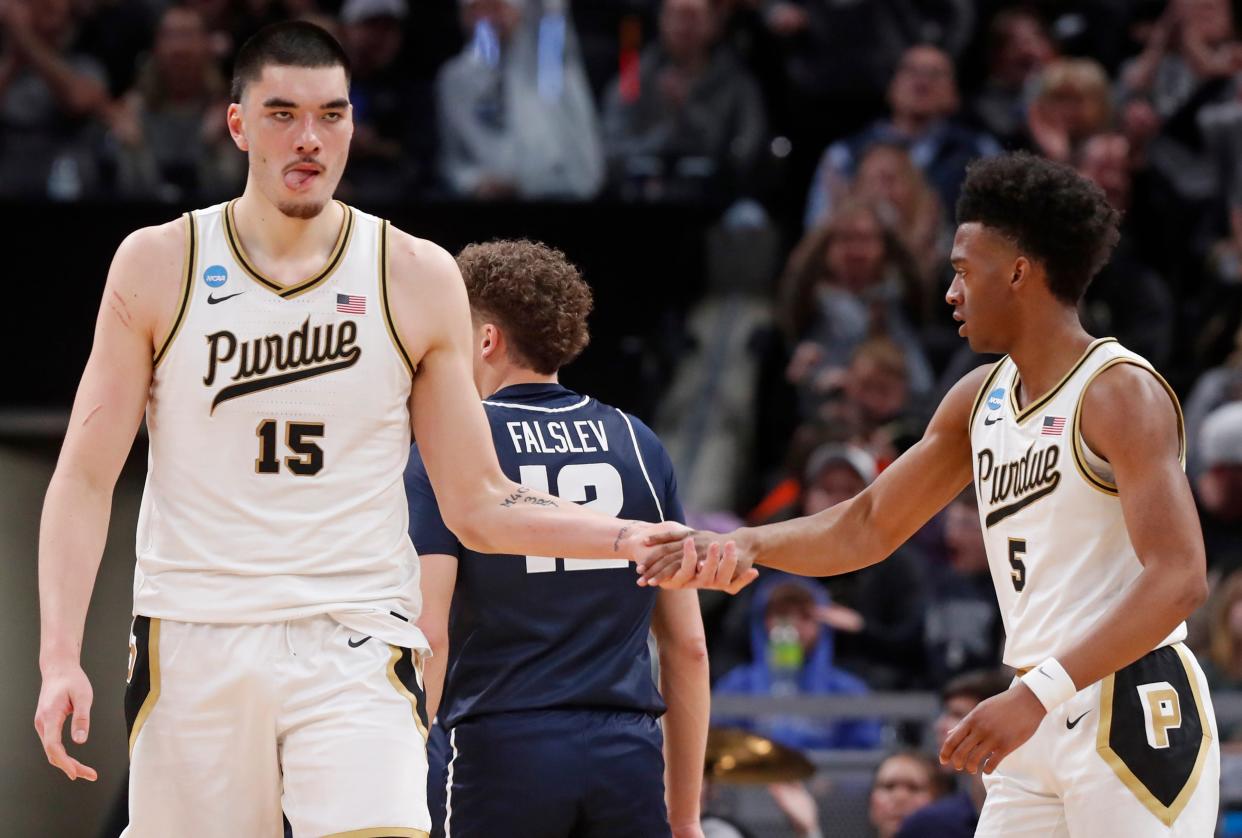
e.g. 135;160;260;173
804;45;1000;230
1074;132;1173;369
970;7;1056;148
1186;327;1242;474
1024;58;1112;163
849;142;947;293
715;574;883;750
600;0;766;203
869;750;943;838
1117;0;1239;207
0;0;110;198
1202;569;1242;691
109;5;240;202
1196;402;1242;577
819;338;925;466
74;0;155;98
896;670;1011;837
923;490;1004;687
1119;0;1240;125
778;202;934;417
755;0;974;162
436;0;604;200
337;0;435;200
798;443;928;689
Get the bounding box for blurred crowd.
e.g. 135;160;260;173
12;0;1242;825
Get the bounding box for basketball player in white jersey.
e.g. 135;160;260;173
640;152;1219;836
33;21;681;837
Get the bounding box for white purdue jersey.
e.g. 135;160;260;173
133;200;425;647
968;337;1187;670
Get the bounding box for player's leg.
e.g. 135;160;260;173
278;617;431;837
440;711;580;838
1060;644;1219;837
426;723;451;838
974;705;1070;838
123;618;283;838
576;710;671;838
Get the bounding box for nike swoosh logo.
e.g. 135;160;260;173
1039;666;1054;679
984;475;1061;528
207;291;245;305
984;415;1002;425
1067;711;1090;729
347;636;372;648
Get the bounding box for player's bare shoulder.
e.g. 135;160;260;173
102;215;193;353
383;225;470;364
1080;361;1182;463
935;360;1004;436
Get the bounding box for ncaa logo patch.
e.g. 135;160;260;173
986;387;1005;412
203;265;228;288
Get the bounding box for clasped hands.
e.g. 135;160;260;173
629;525;758;593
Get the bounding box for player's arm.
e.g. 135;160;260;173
1058;365;1207;688
406;445;461;722
651;589;710;837
638;365;989;588
941;364;1208;775
386;229;684;561
35;220;185;781
415;554;456;723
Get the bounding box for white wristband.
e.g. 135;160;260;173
1020;658;1078;712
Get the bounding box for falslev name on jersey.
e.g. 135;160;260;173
505;419;611;455
976;440;1062;528
203;316;361;412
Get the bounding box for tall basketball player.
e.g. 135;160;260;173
409;240;708;838
641;152;1219;836
34;22;681;838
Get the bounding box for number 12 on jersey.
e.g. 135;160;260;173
520;463;630;573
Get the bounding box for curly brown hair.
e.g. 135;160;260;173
456;239;594;375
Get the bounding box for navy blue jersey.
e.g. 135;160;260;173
405;383;684;728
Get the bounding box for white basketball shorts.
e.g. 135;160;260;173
977;643;1219;837
122;614;430;837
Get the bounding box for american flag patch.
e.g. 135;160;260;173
1042;416;1066;436
336;293;366;314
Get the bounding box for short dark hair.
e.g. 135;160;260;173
956;152;1120;304
941;669;1011;705
230;21;351;103
457;240;593;375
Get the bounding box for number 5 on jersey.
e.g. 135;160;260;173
521;463;629;573
1009;537;1027;592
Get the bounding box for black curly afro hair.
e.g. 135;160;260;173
956;152;1120;305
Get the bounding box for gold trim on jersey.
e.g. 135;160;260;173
222;199;354;299
153;213;196;367
1008;337;1117;424
127;618;161;757
386;644;429;742
1070;358;1187;497
968;358;1008;430
379;219;416;376
321;829;429;838
1095;643;1212;827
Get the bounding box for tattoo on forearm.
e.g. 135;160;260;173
499;485;558;508
614;524;633;553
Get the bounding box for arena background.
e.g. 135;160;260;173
6;0;1242;835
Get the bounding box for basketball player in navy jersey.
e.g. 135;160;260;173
643;153;1218;836
33;22;682;837
406;240;709;838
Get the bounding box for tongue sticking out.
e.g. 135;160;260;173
284;169;317;189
